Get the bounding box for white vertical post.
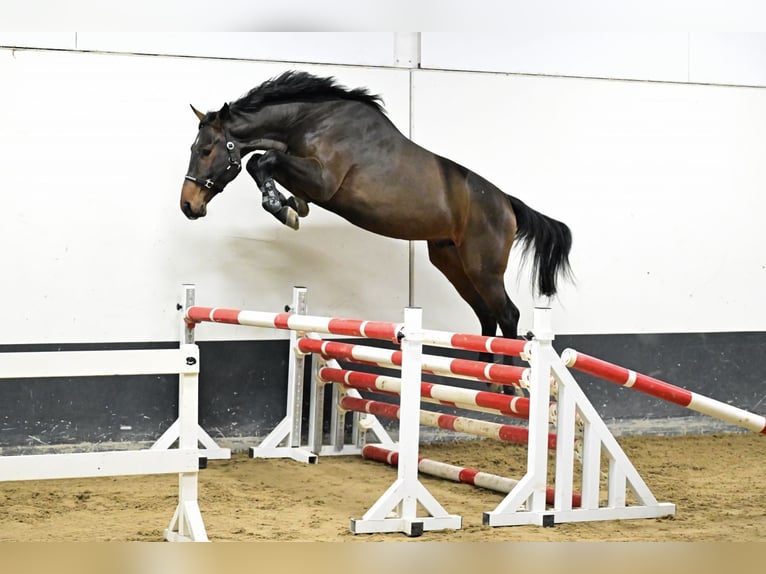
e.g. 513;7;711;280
330;382;346;452
286;287;308;448
250;286;316;463
553;369;576;512
525;307;555;516
152;285;230;460
165;284;207;541
350;306;461;535
307;353;326;454
181;284;196;345
580;421;601;508
172;345;207;541
483;306;555;526
396;306;424;519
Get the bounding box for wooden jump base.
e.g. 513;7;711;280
0;287;208;542
563;349;766;435
362;444;582;508
185;285;680;535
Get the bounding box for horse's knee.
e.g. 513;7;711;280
246;150;279;183
245;153;263;178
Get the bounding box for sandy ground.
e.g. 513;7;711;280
0;433;764;542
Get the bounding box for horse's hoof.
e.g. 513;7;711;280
288;196;310;217
285;207;300;230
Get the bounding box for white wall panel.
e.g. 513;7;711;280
5;32;766;89
4;35;766;345
689;33;766;87
75;33;396;67
0;33;76;50
422;32;690;83
411;70;766;335
1;49;410;343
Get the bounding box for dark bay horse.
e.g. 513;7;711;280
181;71;572;360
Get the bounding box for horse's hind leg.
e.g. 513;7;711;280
455;237;521;344
427;240;498;344
428;240;523;394
448;214;528;395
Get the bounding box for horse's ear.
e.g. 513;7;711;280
190;104;206;122
218;103;231;122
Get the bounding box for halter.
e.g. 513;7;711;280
184;134;242;194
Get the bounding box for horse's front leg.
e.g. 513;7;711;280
246;153;305;230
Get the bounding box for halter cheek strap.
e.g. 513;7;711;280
184;139;242;194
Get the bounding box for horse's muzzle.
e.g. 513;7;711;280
181;201;204;219
180;181;208;219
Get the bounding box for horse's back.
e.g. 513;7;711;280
301;100;515;243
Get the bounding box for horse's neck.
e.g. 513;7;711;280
231;104;301;149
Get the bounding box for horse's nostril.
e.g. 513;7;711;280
183;201;192;213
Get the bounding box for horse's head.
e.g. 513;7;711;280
180;103;242;219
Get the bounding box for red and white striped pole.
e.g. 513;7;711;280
420;330;527;358
186;305;527;358
298;337;525;391
339;396;557;449
185;306;403;343
362;445;581;507
562;349;766;435
319;366;538;421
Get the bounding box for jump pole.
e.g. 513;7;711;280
562;349;766;434
185;305;403;342
339;395;557;449
318;366;536;420
362;444;582;508
298;337;526;391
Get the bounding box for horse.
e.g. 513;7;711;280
180;71;572;379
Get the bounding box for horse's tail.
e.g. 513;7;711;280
507;195;573;297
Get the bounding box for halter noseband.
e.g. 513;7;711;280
184;136;242;194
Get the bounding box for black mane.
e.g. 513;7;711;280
231;71;385;114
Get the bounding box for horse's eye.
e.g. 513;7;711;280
200;147;213;157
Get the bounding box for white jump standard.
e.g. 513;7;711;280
185;288;462;536
184;284;678;534
482;308;675;527
0;314;208;541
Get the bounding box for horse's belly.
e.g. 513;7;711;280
323;198;450;241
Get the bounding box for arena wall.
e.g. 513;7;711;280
2;32;764;450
